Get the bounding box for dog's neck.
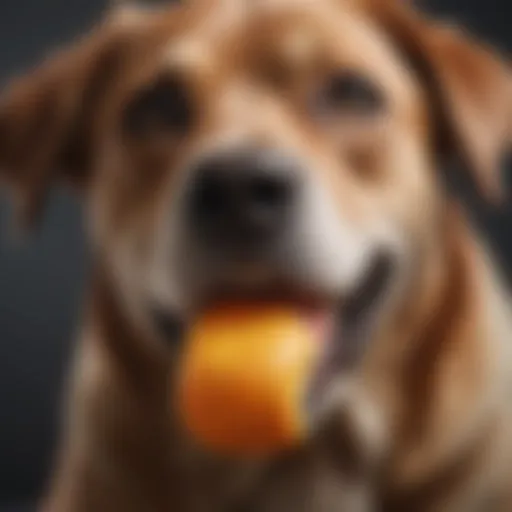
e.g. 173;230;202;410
367;204;511;507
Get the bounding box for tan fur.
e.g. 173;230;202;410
1;0;512;510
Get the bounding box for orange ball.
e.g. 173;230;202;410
177;303;320;457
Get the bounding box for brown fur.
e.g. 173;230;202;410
1;0;512;510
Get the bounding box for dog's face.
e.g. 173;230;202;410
90;1;439;418
0;0;510;425
98;0;432;342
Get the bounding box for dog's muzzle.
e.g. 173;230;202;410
151;145;397;458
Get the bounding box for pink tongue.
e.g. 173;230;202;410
305;309;337;346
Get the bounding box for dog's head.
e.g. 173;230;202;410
1;0;510;428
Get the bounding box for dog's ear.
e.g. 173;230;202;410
367;0;512;203
0;17;137;230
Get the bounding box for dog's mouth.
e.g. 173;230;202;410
152;249;395;407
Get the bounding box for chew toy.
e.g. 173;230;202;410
178;302;321;457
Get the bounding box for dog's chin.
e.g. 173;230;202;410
150;249;395;413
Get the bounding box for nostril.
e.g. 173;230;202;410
189;168;235;228
195;172;227;217
248;174;292;211
242;174;295;233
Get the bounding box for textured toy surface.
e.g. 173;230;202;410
179;303;320;457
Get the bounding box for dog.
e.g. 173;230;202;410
1;0;512;510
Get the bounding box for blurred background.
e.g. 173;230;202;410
0;0;510;510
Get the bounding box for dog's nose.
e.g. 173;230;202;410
187;148;298;247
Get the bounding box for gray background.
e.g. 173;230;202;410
0;0;511;507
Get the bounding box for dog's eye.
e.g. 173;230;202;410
315;71;385;116
123;74;194;137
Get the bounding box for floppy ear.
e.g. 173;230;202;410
0;17;135;230
367;0;512;203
